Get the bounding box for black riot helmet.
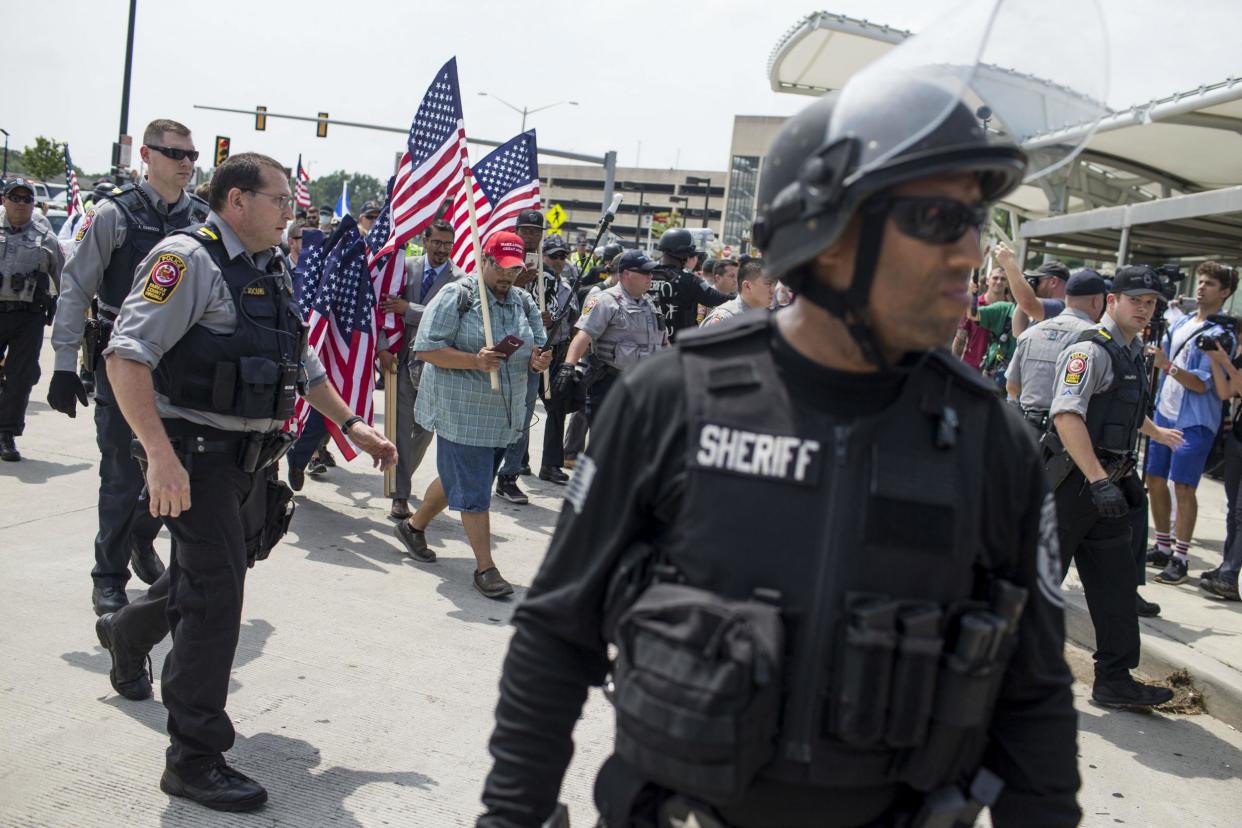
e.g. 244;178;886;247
601;242;624;266
751;81;1027;364
657;228;697;262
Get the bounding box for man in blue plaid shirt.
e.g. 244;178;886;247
394;231;550;598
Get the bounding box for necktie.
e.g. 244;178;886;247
419;266;436;303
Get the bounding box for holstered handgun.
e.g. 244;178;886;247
1039;430;1076;492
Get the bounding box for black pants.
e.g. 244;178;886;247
0;308;43;436
111;448;267;772
586;369;619;425
92;365;162;587
1220;435;1242;581
541;342;570;468
1055;471;1141;682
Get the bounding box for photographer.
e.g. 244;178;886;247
1202;311;1242;601
994;243;1068;336
1145;262;1237;586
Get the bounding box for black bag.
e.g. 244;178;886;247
612;582;784;805
250;478;295;565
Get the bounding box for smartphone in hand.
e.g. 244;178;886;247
492;335;524;357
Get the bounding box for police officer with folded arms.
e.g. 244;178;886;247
552;249;666;421
479;34;1083;828
1005;269;1107;429
651;228;731;337
0;178;64;462
1045;265;1184;708
48;119;210;615
93;153;396;811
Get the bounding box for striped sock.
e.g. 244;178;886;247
1155;531;1173;552
1174;540;1191;561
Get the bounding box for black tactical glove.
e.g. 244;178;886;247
551;362;582;401
47;370;89;418
1088;479;1128;519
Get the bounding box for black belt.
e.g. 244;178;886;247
98;307;119;322
0;300;37;312
161;419;248;454
1021;408;1050;430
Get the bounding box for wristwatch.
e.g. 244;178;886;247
342;415;365;433
1169;365;1181;378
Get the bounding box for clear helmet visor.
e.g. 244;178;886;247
827;0;1110;186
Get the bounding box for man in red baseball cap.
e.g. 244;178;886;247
392;229;552;599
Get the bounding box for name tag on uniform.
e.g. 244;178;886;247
691;423;822;486
244;285;267;296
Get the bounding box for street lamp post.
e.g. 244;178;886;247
0;129;9;180
669;195;688;229
685;176;712;229
477;93;578;132
623;182;647;248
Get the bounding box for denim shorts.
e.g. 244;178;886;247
1144;410;1215;487
436;435;505;512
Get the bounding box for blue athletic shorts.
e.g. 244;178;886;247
1144;411;1215;487
436;435;505;512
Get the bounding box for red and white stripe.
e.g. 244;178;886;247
295;161;311;210
293;311;376;462
372;126;468;263
370;251;406;354
447;175;541;274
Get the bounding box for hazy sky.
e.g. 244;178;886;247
7;0;1238;182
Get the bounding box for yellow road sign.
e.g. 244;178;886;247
546;203;567;229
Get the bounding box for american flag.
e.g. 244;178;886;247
293;215;378;460
371;57;468;262
63;144;82;217
294;155;311;210
364;177;407;353
292;228;327;315
447;129;541;274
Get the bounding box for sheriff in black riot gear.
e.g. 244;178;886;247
1044;265;1185;708
650;227;731;337
92;153;396;812
49;119;210;615
478;35;1082;828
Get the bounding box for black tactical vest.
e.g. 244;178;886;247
99;185;208;309
1075;326;1147;454
608;315;1028;820
153;224;306;423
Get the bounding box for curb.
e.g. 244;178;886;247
1063;591;1242;730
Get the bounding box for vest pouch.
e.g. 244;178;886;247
613;582;784;805
884;604;944;748
828;594;898;747
898;606;1008;791
236;357;281;419
613;341;641;370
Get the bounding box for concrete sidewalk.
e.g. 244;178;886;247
1063;473;1242;729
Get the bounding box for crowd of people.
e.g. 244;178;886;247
0;81;1236;823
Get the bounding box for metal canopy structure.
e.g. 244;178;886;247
1020;184;1242;265
767;11;1242;234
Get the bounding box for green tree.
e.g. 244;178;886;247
307;170;383;215
20;136;66;183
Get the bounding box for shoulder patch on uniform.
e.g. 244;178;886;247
73;210;96;242
581;296;599;316
141;253;187;304
1063;351;1089;385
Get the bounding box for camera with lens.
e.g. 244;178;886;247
1152;264;1186;302
1197;313;1239;353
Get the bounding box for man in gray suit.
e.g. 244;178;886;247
378;219;463;520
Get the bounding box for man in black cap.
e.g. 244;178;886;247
994;243;1069;336
356;201;382;236
0;178;64;461
1047;265;1184;707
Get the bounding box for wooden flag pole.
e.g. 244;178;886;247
538;237;552;399
382;360;397;497
464;168;501;392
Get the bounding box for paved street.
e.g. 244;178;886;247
1;334;1239;827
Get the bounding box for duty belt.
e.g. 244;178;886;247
1020;407;1049;432
152;419;295;473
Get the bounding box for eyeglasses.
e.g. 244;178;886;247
424;239;453;249
243;189;296;210
3;193;34;204
548;252;568;260
884;197;989;245
146;144;200;162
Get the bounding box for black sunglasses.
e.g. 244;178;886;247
4;192;34;204
885;197;989;245
548;252;568;259
147;144;200;162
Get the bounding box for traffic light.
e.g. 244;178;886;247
255;105;267;131
214;135;231;167
317;112;329;138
